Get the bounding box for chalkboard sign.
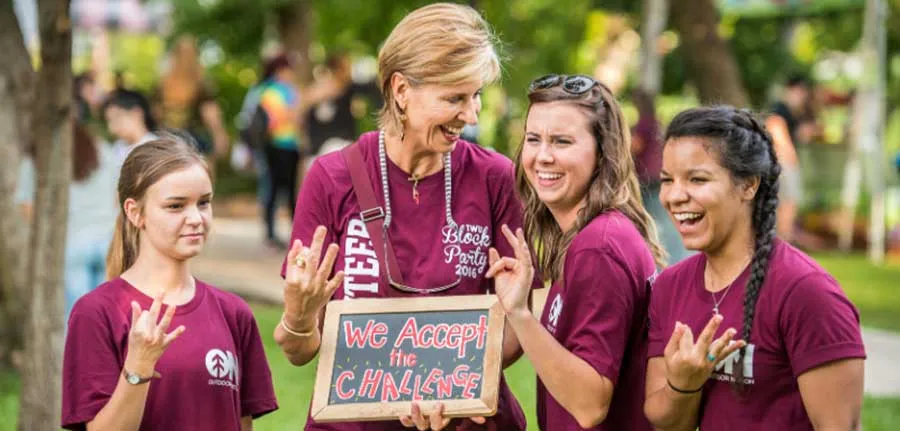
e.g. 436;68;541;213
311;295;505;422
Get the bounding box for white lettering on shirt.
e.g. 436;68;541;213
343;218;379;297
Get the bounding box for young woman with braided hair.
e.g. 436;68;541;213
644;106;865;430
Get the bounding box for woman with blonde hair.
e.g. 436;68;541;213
61;135;277;430
274;3;534;430
155;35;229;159
487;75;665;430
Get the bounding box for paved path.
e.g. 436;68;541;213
195;217;900;397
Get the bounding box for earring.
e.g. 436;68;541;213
398;110;407;141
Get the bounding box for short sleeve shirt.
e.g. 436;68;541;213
647;240;866;430
536;211;657;431
61;278;278;430
282;131;533;431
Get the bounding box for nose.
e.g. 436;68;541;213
660;179;689;208
185;204;203;226
536;142;554;164
458;97;479;126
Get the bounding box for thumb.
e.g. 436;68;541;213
489;247;499;266
470;416;486;424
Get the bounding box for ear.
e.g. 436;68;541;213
390;72;410;112
740;176;761;202
123;198;144;230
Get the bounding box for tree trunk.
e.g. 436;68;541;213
639;0;669;96
0;0;37;368
670;0;749;107
17;0;72;429
276;0;313;84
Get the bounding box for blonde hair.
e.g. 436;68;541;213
106;133;210;279
376;3;501;134
516;79;667;280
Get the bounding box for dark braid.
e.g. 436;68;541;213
665;106;781;390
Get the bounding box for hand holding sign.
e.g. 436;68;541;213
284;226;345;326
486;225;533;320
664;315;746;393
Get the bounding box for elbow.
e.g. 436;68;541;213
573;404;609;429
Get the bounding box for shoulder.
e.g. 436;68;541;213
308;130;378;183
765;239;840;298
69;278;130;323
570;211;646;257
201;280;256;322
653;252;703;294
456;140;514;179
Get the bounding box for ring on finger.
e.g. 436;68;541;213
295;248;311;269
707;352;717;362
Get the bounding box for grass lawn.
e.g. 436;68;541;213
812;253;900;333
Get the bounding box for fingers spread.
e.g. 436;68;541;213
696;314;723;352
664;322;685;358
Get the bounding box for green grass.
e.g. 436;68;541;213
811;253;900;333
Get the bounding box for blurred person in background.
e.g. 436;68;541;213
155;35;229;164
631;89;691;264
305;52;382;166
766;75;814;245
16;115;119;321
104;89;158;163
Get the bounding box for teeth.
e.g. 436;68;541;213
537;172;562;180
674;213;702;221
442;125;462;135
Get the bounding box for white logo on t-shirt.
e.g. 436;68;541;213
547;294;563;328
442;223;490;279
712;343;755;384
206;348;239;390
342;218;380;298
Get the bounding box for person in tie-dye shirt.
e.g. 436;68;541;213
258;54;302;249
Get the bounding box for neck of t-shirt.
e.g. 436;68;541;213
123;250;197;305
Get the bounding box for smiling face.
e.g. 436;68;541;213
521;101;598;221
126;164;213;262
393;75;483;153
659;137;758;254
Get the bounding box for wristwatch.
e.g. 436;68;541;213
123;369;153;385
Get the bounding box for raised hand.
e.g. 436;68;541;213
283;226;345;325
663;315;746;393
124;292;186;377
485;225;533;319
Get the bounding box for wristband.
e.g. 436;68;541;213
667;379;704;394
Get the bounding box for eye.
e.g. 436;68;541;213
166;203;183;210
199;199;211;208
659;176;673;184
447;95;464;103
690;177;708;184
525;136;540;145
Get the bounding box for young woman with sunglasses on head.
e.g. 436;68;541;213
487;74;665;430
644;106;865;430
273;4;535;431
61;135;277;430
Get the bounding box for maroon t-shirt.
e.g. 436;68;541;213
648;240;866;430
61;278;278;430
536;211;656;431
283;131;530;430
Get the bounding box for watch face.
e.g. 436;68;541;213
127;374;141;385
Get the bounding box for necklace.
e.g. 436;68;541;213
705;256;752;317
408;174;422;205
378;130;456;231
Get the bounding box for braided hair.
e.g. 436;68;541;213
664;106;781;388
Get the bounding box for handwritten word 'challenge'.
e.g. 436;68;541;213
334;365;482;402
343;317;488;359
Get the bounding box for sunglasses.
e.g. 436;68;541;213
528;74;598;95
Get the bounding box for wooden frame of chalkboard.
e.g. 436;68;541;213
310;295;505;423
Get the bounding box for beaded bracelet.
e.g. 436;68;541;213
280;313;315;337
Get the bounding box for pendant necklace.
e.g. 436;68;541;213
706;257;752;318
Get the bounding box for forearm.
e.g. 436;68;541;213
500;320;523;368
507;311;611;428
86;361;152;430
644;385;702;431
241;416;253;431
273;311;322;366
